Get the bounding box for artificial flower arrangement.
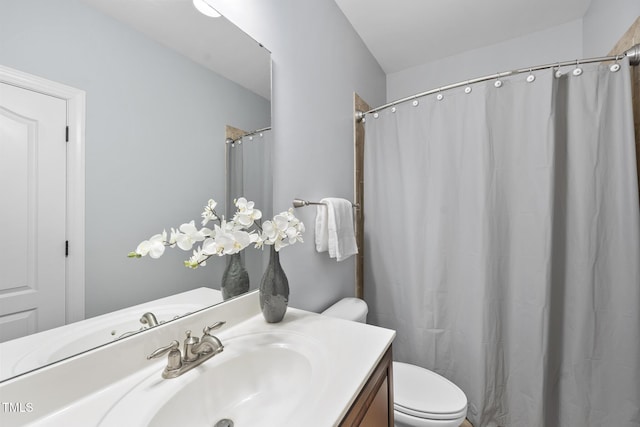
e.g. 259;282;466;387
128;197;305;267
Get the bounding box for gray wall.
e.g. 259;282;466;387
211;0;387;312
387;0;640;103
583;0;640;57
0;0;270;317
386;19;584;101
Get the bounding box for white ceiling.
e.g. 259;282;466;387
334;0;592;74
78;0;271;99
76;0;593;93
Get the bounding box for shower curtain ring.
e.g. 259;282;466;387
464;81;472;94
573;59;583;76
555;62;563;78
436;88;444;101
494;72;503;88
610;55;621;72
526;69;536;83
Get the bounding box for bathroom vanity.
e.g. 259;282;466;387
0;291;395;426
340;346;394;426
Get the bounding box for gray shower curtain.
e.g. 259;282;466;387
226;130;273;285
363;58;640;427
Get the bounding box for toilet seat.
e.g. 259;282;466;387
393;362;467;421
395;402;468;421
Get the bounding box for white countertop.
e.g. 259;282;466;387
0;287;223;381
0;291;395;427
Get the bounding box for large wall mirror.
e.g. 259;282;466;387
0;0;271;381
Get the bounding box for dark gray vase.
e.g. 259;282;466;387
259;246;289;323
221;253;250;300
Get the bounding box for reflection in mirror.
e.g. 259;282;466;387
0;0;270;381
226;127;274;293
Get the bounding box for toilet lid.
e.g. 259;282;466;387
393;362;467;420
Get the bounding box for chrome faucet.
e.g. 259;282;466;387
114;312;161;339
147;321;226;379
140;312;160;327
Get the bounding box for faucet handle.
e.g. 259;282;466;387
203;321;226;335
147;340;182;372
147;340;180;360
193;322;225;356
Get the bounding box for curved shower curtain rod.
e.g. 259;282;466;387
225;126;272;144
356;43;640;121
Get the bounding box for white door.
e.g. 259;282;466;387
0;82;68;342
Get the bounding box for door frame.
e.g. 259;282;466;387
0;65;86;324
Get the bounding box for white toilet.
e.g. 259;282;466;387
322;298;468;427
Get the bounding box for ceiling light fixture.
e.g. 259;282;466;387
192;0;221;18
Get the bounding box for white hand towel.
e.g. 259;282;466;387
315;203;329;253
324;197;358;262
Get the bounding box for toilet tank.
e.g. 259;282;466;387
322;298;368;323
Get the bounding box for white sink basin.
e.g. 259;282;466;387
99;330;328;427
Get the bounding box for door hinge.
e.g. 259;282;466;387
65;126;69;142
65;240;69;257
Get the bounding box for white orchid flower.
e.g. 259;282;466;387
286;219;305;244
201;237;219;256
274;237;288;252
286;226;299;244
201;199;218;226
260;220;278;242
200;223;234;256
136;232;166;259
168;228;179;247
273;212;290;232
231;230;252;253
234;197;262;227
185;246;209;269
214;230;236;255
175;220;206;251
130;197;305;266
255;209;306;251
135;240;152;256
221;219;237;232
235;197;250;211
